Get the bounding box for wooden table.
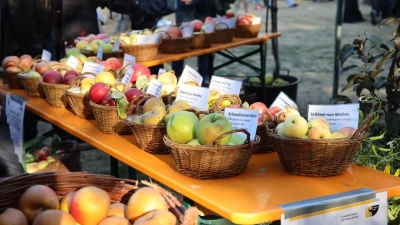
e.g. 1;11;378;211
1;86;400;224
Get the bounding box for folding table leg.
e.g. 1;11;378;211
109;156;119;177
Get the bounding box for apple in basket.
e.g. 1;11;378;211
130;64;151;83
190;19;203;32
225;9;235;18
0;208;28;225
282;115;308;138
42;70;63;84
35;62;51;75
101;92;116;106
89;82;111;104
167;26;182;38
64;70;79;79
106;57;122;70
196;113;233;145
249;102;269;125
63;75;77;85
124;88;143;103
237;14;251;25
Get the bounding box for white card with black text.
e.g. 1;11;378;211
175;84;210;110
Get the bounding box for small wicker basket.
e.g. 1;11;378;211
90;100;132;135
3;67;24;89
40;81;70;108
120;43;160;61
65;75;95;119
160;37;194;54
211;23;235;44
164;129;260;179
211;94;242;113
234;23;262;38
17;72;45;97
0;172;198;225
266;115;373;177
81;49;123;61
190;32;213;49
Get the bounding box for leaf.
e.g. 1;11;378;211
373;76;387;89
356;80;374;96
379;17;399;28
329;95;353;104
340;65;358;75
368;35;382;47
346;73;363;83
339;44;354;65
380;43;390;51
341;81;355;92
370;68;384;79
382;50;396;60
112;90;129;119
375;60;385;70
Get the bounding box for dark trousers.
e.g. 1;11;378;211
0;120;24;177
371;0;392;19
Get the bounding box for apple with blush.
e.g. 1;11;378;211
190;19;204;32
307;126;331;139
106;57;122;70
225;9;235;18
167;26;182;38
125;88;143;103
42;70;63;84
2;56;20;69
89;82;111;104
99;61;112;71
35;62;51;75
101;92;116;106
130;64;151;83
63;75;77;85
63;70;79;79
204;16;214;23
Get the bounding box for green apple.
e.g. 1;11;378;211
90;39;104;53
66;47;81;58
307;126;331;139
275;123;285;136
265;73;273;85
82;44;94;52
74;53;87;64
195;113;233;145
142;111;163;125
37;160;50;170
229;133;246;145
100;42;113;53
141;28;153;35
28;71;41;77
24;153;35;163
166;104;184;115
132;115;143;124
308;117;331;131
167;111;199;144
187;139;201;145
282;115;308;138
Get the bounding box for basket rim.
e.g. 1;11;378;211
120;42;160;48
17;73;41;80
267;130;368;143
40;80;70;88
124;118;167;128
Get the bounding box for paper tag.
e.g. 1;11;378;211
41;49;51;62
252;17;262;25
220;18;236;28
158;68;166;77
82;61;101;74
155;24;173;33
6;94;27;164
146;79;163;98
121;66;134;85
123;53;136;67
128;30;143;35
136;33;161;45
270;91;297;108
97;46;103;61
175;84;210;110
178;65;203;86
98;65;105;73
181;22;191;27
307;103;360;131
203;22;215;33
112;38;120;51
66;56;79;70
224;108;258;140
181;26;194;38
209;76;242;95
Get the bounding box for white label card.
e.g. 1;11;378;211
181;26;194;38
175;84;210;111
252;17;262;25
66;56;79;70
123;53;136;67
307;104;360;132
121;66;134;85
181;22;191;27
112;38;120;51
209;76;242;95
97;46;103;60
224;108;258;140
81;61;101;74
146;79;163;98
220;18;236;28
203;22;215;33
41;49;51;62
155;24;173;33
158;68;166;77
270;91;297;109
178;65;203;86
5;94;27;164
136;34;161;45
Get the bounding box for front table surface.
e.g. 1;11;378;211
2;86;400;224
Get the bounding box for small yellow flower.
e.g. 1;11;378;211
384;164;391;174
394;169;400;177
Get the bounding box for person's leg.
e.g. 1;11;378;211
243;0;249;13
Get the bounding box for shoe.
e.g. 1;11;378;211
371;10;378;25
290;3;298;7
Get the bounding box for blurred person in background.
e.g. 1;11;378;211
343;0;366;23
234;0;249;14
370;0;391;25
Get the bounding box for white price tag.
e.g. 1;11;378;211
112;38;120;51
209;76;242;95
123;53;136;67
307;103;360;132
203;22;215;33
175;84;210;110
158;68;166;77
82;61;101;74
220;18;236;28
145;79;163;98
224;108;258;140
121;66;134;85
270;91;297;109
252;17;262;25
181;26;194;38
97;46;103;61
66;56;79;70
178;65;203;86
41;49;51;62
181;22;191;27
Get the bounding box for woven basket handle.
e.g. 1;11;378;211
351;114;373;140
85;56;101;64
215;22;229;30
117;62;136;79
81;71;97;79
28;59;48;71
51;64;73;73
70;75;86;88
214;128;251;147
214;94;242;112
127;94;155;115
33;55;43;60
261;110;275;126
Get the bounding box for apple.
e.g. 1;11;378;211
86;34;97;43
95;71;116;84
42;70;63;84
19;55;33;70
96;33;108;40
35;62;51;75
66;47;81;58
101;92;116;106
331;131;347;139
225;9;235;18
81;77;95;90
167;26;182;38
275;123;285;136
229;133;246;145
89;82;111;104
106;57;122;70
99;42;113;53
63;75;77;85
131;64;151;83
142;98;165;113
268;106;281;115
187;139;201;145
249;102;268;125
265;73;274;85
308;126;332;139
124;88;143;103
99;61;112;71
63;70;79;79
308;117;331;131
90;39;104;53
157;70;177;85
0;208;28;225
167;111;200;144
26;162;39;173
204;16;214;23
161;83;177;96
277;107;300;124
282;115;308;138
27;70;41;77
76;40;90;49
141;111;164;125
334;127;357;138
134;209;177;225
2;56;20;69
37;160;50;170
190;19;204;32
196;113;233;145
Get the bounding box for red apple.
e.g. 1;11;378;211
2;56;20;69
99;61;112;71
204;16;214;23
89;82;111;104
124;88;143;103
64;70;79;79
227;104;241;109
106;57;122;70
249;102;268;125
268;106;281;115
101;92;116;106
96;33;108;40
63;75;77;85
35;62;51;75
190;19;204;32
167;27;182;38
225;9;235;18
86;34;97;43
42;70;63;84
130;64;151;83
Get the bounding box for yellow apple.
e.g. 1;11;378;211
187;139;201;145
81;77;95;90
166;104;184;115
172;100;190;109
331;131;347;139
76;40;90;49
282;115;308;138
142;98;165;113
307;126;332;139
120;35;132;45
229;133;245;145
142;111;164;125
308;117;331;131
196;113;233;145
37;160;50;170
166;111;199;144
157;71;178;85
90;40;104;53
277;107;300;124
275;123;285;136
95;71;116;84
334;127;357;138
161;83;177;96
151;105;167;118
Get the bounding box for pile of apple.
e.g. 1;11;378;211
236;13;257;25
73;33;114;53
116;28;155;46
249;74;290;86
273;107;357;139
2;55;35;74
23;146;62;173
0;183;179;225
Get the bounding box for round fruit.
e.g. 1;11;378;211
133;209;177;225
142;98;165;113
59;191;76;213
42;70;63;84
99;216;132;225
0;208;28;225
95;71;116;84
88;82;110;104
157;71;177;85
125;88;143;103
18;185;60;224
130;64;151;83
32;210;76;225
108;202;127;217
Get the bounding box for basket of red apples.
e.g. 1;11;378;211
189;19;213;49
265;110;373;177
65;73;96;119
159;26;193;54
234;14;261;38
1;55;36;89
16;59;51;97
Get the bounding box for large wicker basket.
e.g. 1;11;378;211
120;43;159;61
17;72;45;97
190;32;213;49
90;101;132;135
211;23;235;44
40;81;70;108
234;23;262;38
65;75;95;119
0;172;198;225
160;37;194;54
164;129;260;179
266;115;373;177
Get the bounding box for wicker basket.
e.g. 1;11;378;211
190;32;213;49
211;23;235;44
65;75;95;119
90;100;132;135
0;172;198;225
17;72;45;97
234;23;262;38
164;129;260;179
266;115;373;177
3;67;24;89
160;37;194;54
211;94;242;113
253;112;277;154
81;49;123;60
120;43;159;61
40;81;70;108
